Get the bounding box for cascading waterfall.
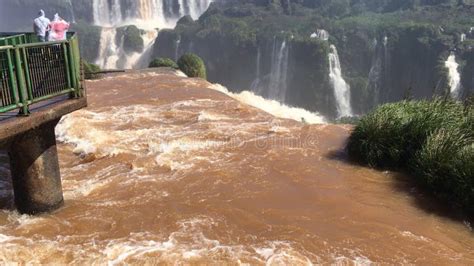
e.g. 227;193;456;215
188;0;212;19
92;0;213;69
95;28;120;69
92;0;212;27
366;36;388;107
95;27;158;69
445;53;462;99
310;29;329;41
93;0;123;26
250;47;261;91
251;39;289;103
328;45;352;118
268;40;289;102
134;31;160;69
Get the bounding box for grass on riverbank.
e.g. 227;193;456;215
347;98;473;212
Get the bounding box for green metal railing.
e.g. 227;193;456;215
0;32;83;115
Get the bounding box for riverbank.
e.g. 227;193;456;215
0;69;472;264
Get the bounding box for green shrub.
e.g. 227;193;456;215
117;25;144;54
348;99;466;167
177;53;207;79
82;60;101;80
347;99;474;212
149;58;179;69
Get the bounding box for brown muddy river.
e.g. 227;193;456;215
0;69;472;264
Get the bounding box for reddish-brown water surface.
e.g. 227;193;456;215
0;69;472;264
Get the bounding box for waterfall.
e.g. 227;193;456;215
95;28;158;69
189;0;212;19
92;0;213;28
251;39;289;103
95;28;120;69
328;45;352;118
250;47;261;91
445;54;462;99
267;40;289;102
366;37;388;107
134;31;160;68
92;0;213;69
310;29;329;41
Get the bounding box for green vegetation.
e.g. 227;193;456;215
154;0;474;117
149;58;178;69
82;60;101;80
347;98;474;212
177;53;207;79
117;25;144;54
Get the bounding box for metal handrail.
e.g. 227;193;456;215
0;32;83;115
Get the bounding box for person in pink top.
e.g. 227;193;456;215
48;14;70;41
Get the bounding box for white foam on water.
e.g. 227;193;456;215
154;139;225;171
209;84;326;124
6;212;47;227
400;231;430;242
101;216;319;265
254;241;314;265
174;70;188;77
198;111;230;121
103;216;225;264
63;165;121;199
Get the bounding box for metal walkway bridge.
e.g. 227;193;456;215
0;32;87;214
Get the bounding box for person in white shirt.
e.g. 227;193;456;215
33;10;50;42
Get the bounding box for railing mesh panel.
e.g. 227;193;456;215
25;45;68;99
0;50;15;108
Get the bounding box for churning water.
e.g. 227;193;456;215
0;70;472;264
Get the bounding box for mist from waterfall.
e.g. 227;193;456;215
328;45;352;118
445;54;462;99
92;0;213;69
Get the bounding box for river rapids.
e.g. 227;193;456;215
0;69;472;264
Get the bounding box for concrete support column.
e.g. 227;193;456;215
8;119;63;214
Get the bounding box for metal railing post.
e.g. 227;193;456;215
20;47;33;101
67;41;79;98
62;43;72;91
6;48;20;104
14;48;29;115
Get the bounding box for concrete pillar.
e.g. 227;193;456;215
8;119;63;214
